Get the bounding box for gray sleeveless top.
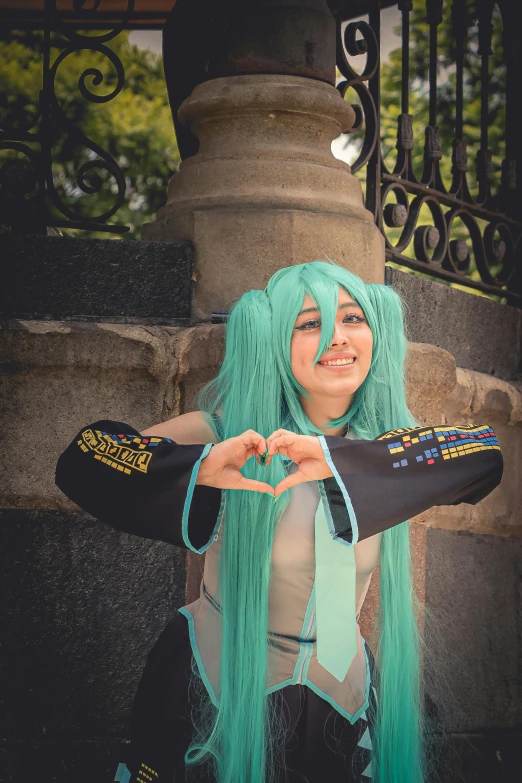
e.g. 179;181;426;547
178;414;382;723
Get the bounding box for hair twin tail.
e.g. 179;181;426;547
189;289;291;783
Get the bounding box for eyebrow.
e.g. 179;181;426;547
297;301;361;316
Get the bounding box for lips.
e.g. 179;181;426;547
318;354;357;367
319;353;356;362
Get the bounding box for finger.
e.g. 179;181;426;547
256;437;267;463
266;444;289;467
273;471;309;497
234;477;275;495
239;431;267;457
267;433;296;462
266;433;284;459
265;429;287;449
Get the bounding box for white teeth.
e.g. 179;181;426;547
320;358;355;366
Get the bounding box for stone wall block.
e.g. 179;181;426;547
0;322;181;509
387;266;522;381
405;342;458;423
0;509;183;740
408;366;522;538
170;324;226;412
441;366;522;427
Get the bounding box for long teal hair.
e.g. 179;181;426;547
184;260;440;782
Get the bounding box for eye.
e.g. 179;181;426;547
296;313;366;331
296;319;320;330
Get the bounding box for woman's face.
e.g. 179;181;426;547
290;286;373;404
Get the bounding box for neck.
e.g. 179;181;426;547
299;393;352;437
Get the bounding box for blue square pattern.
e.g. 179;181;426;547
400;458;408;466
393;461;400;468
416;455;423;462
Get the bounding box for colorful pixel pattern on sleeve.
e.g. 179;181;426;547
377;425;500;469
77;428;173;475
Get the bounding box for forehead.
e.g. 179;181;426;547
300;287;359;308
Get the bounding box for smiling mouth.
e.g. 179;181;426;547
318;358;357;368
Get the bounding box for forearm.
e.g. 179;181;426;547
55;419;223;552
318;423;503;545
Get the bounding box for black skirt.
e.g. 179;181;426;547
116;611;379;783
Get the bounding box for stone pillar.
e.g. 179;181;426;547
142;75;384;320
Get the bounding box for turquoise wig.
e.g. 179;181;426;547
185;259;443;782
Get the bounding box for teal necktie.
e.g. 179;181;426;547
314;477;358;682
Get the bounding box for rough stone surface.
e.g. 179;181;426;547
429;733;522;783
185;208;385;320
143;74;385;317
0;509;185;739
0;738;128;783
413;366;522;538
0;321;223;511
405;341;457;424
0;235;193;323
424;527;522;734
387;266;522;381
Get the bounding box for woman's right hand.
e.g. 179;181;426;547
195;430;275;495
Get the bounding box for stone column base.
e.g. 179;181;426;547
143;75;385;319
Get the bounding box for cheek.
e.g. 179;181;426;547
362;332;373;369
291;335;316;375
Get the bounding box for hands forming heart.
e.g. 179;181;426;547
196;429;334;498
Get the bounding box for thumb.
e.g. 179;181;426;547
273;470;308;498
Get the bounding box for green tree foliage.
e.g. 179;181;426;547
0;29;179;238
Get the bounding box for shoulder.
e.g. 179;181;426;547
140;410;219;445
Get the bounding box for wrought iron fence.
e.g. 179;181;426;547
336;0;521;305
1;0;520;306
0;0;147;234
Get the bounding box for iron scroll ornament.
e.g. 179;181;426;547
0;0;135;234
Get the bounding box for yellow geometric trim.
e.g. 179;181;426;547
377;424;490;441
138;763;159;778
81;428;152;474
441;443;500;459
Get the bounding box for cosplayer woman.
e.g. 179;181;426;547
55;261;503;783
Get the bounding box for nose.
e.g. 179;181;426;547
331;323;350;346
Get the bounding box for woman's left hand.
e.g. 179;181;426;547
263;429;333;497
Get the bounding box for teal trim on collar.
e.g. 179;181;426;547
317;435;359;545
304;637;372;725
181;442;224;553
114;762;131;783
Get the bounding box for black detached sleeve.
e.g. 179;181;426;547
54;419;223;552
319;423;504;545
